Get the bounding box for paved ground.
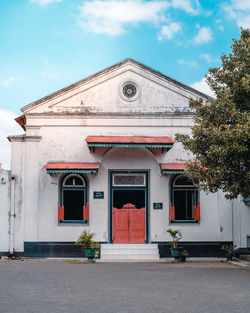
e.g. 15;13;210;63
0;259;250;313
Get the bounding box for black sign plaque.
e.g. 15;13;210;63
94;191;104;199
153;202;163;210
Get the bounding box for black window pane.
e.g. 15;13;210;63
64;176;84;186
63;190;85;220
174;190;194;220
113;190;145;209
174;190;186;220
174;176;193;186
65;176;74;185
187;190;193;219
74;176;84;185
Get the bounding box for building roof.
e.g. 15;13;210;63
21;58;211;113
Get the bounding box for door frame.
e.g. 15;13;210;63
109;170;149;243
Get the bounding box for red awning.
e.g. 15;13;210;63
86;136;174;144
44;162;100;174
160;163;186;174
85;136;174;155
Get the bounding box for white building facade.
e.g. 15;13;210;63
1;59;249;258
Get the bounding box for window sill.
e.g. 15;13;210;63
59;220;88;224
170;220;199;224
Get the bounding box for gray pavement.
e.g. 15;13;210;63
0;259;250;313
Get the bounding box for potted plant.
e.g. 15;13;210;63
181;250;188;262
167;228;183;262
221;244;235;261
75;230;99;261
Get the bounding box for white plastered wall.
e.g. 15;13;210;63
10;140;26;252
13;118;233;245
0;170;10;253
233;197;250;248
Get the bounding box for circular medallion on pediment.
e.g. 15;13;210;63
119;81;139;102
122;84;137;98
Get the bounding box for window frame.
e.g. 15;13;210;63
170;174;199;223
59;174;88;224
112;173;146;187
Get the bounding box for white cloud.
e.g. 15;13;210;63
229;0;250;10
0;77;15;87
200;54;219;63
194;26;213;44
0;109;23;170
77;0;199;36
215;19;224;31
200;53;211;62
222;0;250;28
171;0;198;15
178;59;198;67
190;77;215;97
78;0;167;36
30;0;62;6
158;22;181;40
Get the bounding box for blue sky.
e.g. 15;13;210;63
0;0;249;169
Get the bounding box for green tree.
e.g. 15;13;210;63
175;29;250;199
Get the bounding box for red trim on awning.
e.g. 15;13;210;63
15;115;26;131
44;162;100;170
85;136;175;144
160;163;186;171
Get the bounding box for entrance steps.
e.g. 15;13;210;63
100;244;160;261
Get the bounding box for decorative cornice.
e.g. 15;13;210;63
8;135;41;142
24;111;196;118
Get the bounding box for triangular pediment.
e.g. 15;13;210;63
22;58;210;115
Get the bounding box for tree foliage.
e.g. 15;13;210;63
176;29;250;199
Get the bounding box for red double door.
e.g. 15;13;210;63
113;203;145;243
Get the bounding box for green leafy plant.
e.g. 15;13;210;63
175;29;250;200
181;249;188;262
167;229;182;248
221;244;236;261
182;250;188;257
75;230;99;250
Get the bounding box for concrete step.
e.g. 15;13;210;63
102;244;158;249
239;255;250;261
101;254;160;260
101;244;160;260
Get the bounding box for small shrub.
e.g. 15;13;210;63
166;229;182;248
75;230;99;249
221;244;236;261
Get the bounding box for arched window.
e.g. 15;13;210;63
170;175;200;221
58;174;88;222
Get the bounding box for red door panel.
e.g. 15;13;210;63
129;207;145;243
113;204;145;243
113;207;129;243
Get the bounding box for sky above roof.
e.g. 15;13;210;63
0;0;249;169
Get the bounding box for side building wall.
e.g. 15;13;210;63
233;197;250;250
0;170;11;255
